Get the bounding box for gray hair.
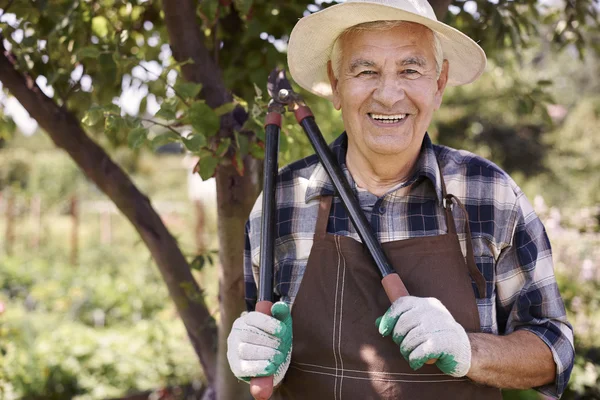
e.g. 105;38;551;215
330;21;444;79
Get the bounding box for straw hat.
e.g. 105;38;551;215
287;0;487;100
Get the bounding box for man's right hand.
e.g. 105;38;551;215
227;301;293;386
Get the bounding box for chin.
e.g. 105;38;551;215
365;134;414;156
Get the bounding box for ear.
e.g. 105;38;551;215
434;60;449;110
327;61;342;110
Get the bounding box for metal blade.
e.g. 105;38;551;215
267;68;293;99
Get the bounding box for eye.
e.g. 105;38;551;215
401;69;422;79
358;70;377;76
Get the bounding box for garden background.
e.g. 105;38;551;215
0;0;599;399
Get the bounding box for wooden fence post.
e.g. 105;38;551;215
30;194;42;250
4;192;15;256
70;195;79;266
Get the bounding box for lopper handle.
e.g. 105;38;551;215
250;301;275;400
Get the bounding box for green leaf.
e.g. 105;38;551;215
82;106;105;126
155;99;178;121
183;134;207;152
139;97;148;114
91;16;109;38
151;132;181;149
77;46;101;59
234;0;253;18
537;79;553;87
251;103;263;118
189;101;220;137
105;114;124;136
22;36;37;48
237;133;249;156
198;156;220;180
214;102;236;116
174;81;203;100
198;0;220;22
249;142;264;160
128;127;148;149
253;82;262;99
216;138;231;156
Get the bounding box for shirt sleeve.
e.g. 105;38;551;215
244;219;258;312
495;189;575;399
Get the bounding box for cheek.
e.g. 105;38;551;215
339;81;373;109
407;81;438;113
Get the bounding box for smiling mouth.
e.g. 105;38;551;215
368;113;408;124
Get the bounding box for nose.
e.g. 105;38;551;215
371;74;405;108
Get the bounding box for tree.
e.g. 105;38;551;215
0;1;598;399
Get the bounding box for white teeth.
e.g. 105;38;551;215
370;113;407;123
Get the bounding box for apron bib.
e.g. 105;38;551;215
277;173;502;399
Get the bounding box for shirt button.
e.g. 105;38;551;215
379;206;386;214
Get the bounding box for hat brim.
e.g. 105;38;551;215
287;2;487;100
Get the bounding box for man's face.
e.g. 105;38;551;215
328;23;448;159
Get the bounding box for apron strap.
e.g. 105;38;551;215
439;168;456;235
444;193;487;299
438;165;487;299
315;196;333;237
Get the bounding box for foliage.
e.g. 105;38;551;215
0;305;202;400
543;96;600;209
0;245;204;399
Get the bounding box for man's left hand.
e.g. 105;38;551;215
376;296;471;377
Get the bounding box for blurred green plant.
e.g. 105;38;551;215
0;244;204;400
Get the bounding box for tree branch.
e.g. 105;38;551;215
162;0;230;108
0;43;218;385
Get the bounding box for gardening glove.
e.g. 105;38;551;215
376;296;471;377
227;301;292;386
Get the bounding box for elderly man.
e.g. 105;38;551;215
227;0;574;399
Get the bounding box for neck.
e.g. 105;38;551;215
346;144;421;197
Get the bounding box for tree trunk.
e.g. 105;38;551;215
0;45;217;385
215;160;260;400
162;2;261;399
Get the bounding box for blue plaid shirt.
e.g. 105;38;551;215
244;132;574;398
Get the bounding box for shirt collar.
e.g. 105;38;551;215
305;132;444;203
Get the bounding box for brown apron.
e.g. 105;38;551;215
276;175;502;399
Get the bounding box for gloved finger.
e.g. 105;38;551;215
375;316;383;329
236;327;280;349
244;311;287;336
390;307;421;346
407;341;442;371
378;297;416;337
397;324;427;361
238;343;285;365
271;301;291;322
